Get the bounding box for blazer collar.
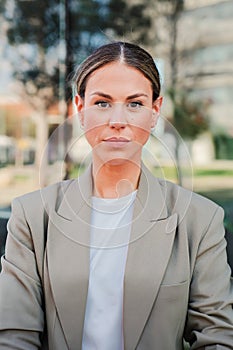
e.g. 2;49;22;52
46;162;177;350
56;162;168;223
56;163;93;221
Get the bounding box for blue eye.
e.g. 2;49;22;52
95;101;110;108
128;101;143;109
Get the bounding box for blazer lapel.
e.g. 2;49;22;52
46;165;93;350
123;165;178;350
46;163;177;350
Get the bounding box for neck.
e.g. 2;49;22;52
92;160;141;198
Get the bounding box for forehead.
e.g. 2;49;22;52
85;62;153;96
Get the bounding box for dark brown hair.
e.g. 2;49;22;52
72;41;161;101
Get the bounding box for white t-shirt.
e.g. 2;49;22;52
82;191;137;350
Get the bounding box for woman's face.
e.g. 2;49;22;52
75;62;162;166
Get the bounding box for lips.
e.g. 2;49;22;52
103;136;130;147
104;137;130;142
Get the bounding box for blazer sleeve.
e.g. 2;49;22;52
184;205;233;349
0;197;44;349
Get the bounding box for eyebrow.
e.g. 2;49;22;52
90;92;149;100
91;92;112;99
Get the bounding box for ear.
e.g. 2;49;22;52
75;94;85;127
151;96;163;128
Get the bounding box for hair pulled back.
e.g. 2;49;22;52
72;41;161;101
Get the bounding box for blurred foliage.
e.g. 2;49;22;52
1;0;153;106
0;0;6;12
2;0;61;110
6;1;60;48
158;0;184;9
106;0;152;44
213;134;233;160
168;88;210;140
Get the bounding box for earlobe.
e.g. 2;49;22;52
151;116;158;129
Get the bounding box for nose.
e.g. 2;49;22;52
109;103;127;129
109;120;127;129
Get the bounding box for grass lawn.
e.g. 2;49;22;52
151;166;233;182
150;165;233;234
193;169;233;177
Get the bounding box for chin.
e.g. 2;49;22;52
104;158;130;166
103;155;142;167
93;148;142;167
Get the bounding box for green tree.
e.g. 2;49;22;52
172;90;210;140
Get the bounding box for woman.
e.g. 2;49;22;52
0;41;232;349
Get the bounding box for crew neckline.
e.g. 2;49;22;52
92;190;137;213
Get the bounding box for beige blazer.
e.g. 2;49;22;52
0;164;233;349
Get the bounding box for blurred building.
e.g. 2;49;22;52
179;0;233;134
150;0;233;164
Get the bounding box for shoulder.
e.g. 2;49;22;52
11;179;76;214
156;177;224;225
142;164;223;223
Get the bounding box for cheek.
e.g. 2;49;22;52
84;124;104;147
130;115;152;139
82;111;102;145
131;125;151;145
83;109;107;130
